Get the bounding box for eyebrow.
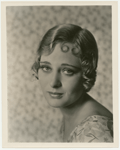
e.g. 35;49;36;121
40;61;51;65
61;63;81;69
40;61;81;69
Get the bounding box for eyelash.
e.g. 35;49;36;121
40;65;51;72
62;69;74;76
40;65;75;76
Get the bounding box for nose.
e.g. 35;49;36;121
50;71;62;88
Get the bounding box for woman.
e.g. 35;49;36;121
32;24;113;142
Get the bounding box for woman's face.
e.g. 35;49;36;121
38;43;84;108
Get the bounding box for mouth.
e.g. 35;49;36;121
48;92;64;99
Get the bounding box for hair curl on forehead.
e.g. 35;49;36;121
31;24;98;92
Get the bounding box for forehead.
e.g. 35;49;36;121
41;43;81;67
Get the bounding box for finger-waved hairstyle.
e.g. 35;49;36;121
32;24;98;92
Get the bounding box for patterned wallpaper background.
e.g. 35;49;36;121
7;6;112;142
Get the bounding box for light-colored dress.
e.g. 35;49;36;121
60;115;113;142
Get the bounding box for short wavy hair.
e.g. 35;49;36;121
32;24;98;92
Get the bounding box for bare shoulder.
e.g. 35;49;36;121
84;94;113;119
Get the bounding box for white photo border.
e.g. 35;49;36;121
1;1;119;148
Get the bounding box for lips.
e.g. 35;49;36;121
48;92;64;99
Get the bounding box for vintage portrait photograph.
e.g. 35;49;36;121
2;1;118;148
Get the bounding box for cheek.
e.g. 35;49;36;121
39;79;45;91
63;75;83;95
38;72;49;90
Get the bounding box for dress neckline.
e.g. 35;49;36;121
61;115;112;142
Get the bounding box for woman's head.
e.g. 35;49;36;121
32;24;98;93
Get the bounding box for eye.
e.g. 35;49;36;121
40;65;52;72
62;68;74;76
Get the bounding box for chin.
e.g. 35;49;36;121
44;94;71;108
45;99;67;108
47;101;65;108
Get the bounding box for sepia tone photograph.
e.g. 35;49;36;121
2;1;118;148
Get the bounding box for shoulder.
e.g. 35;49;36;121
68;115;113;143
84;94;113;119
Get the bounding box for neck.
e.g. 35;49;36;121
60;92;86;121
